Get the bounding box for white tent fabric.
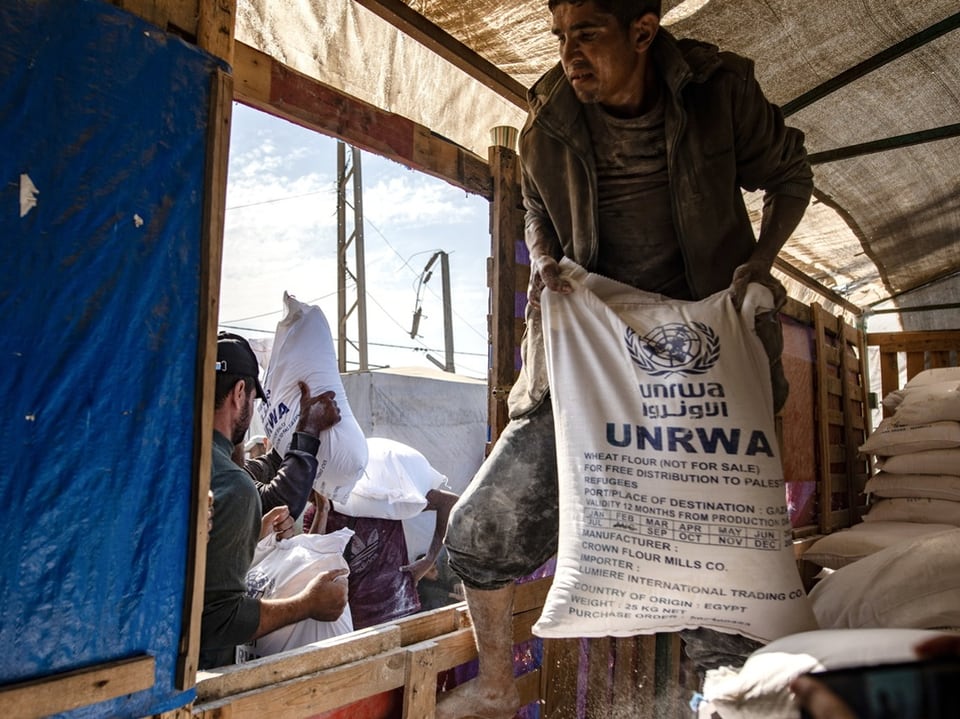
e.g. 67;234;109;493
340;366;486;496
340;367;487;562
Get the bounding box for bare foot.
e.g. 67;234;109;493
435;679;521;719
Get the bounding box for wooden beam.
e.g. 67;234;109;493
232;41;492;200
586;637;612;716
541;638;579;718
516;668;543;710
402;641;437;718
774;257;862;316
0;655;155;719
195;650;407;719
812;304;837;534
177;68;234;692
196;624;403;701
197;0;236;64
352;0;528;109
866;330;960;353
487;145;525;443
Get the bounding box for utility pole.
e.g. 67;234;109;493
438;251;455;373
413;250;455;374
336;142;368;372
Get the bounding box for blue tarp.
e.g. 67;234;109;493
0;1;224;715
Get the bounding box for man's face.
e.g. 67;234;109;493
551;1;648;111
231;383;255;446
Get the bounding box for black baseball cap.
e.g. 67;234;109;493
216;332;266;400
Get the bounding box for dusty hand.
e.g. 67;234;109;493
528;255;572;309
260;505;294;541
302;568;349;621
790;675;857;719
206;490;215;536
296;382;341;436
729;260;786;311
400;556;435;585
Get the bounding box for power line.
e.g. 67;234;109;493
216;321;485;358
220;287;344;324
363;215;488;342
221;146;489;361
225;186;336;211
224;172;488;343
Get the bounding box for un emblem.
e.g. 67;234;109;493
625;322;720;377
244;569;276;600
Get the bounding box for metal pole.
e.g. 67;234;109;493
336;142;347;372
335;142;369;371
351;147;369;371
440;251;455;373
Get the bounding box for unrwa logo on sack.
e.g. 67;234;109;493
261;401;290;433
625;322;719;378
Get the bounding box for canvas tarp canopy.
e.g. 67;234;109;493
238;0;959;329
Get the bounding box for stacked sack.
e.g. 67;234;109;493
795;367;960;634
859;367;960;526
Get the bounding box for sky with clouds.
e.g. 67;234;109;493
219;103;492;379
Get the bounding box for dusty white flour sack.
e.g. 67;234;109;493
534;260;815;642
237;529;354;660
259;293;368;503
336;437;448;520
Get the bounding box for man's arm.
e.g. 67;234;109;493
730;193;809;309
401;488;460;584
729;58;814;308
247;440;317;518
247;383;340;517
252;568;349;639
522;158;572;307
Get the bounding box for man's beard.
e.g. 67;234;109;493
573;86;598;103
231;395;253;445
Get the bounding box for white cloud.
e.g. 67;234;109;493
364;174;478;228
220;105;490;377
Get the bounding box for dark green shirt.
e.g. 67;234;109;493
199;431;262;669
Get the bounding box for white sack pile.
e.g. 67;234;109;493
861;367;960;527
804;367;960;631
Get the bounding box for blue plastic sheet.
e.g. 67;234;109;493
0;1;225;715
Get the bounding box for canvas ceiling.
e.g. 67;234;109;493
236;0;960;324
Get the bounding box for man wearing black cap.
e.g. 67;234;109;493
200;332;349;669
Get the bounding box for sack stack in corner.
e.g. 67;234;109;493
859;367;960;527
797;367;960;634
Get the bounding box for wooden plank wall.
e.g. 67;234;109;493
811;304;871;534
867;330;960;417
540;633;692;719
193;578;551;718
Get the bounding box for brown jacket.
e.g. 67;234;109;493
509;29;812;418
